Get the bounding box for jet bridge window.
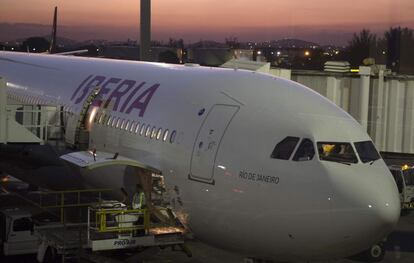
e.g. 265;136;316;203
317;142;358;164
293;139;315;161
270;136;300;160
354;141;381;163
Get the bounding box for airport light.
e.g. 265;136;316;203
304;51;310;56
1;176;9;183
257;51;262;55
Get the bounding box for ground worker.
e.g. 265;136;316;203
132;184;146;210
132;184;147;235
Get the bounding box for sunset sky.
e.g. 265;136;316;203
1;0;414;44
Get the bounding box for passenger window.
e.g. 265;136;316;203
163;129;169;142
270;136;300;160
156;128;162;140
140;124;146;136
130;121;136;133
135;123;140;134
120;119;125;130
151;126;157;139
317;142;358;164
107;116;112;126
145;125;151;137
98;113;105;124
170;130;177;143
125;121;130;131
293;139;315;161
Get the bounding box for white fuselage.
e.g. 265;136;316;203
0;52;400;261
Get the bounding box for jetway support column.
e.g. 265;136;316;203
372;68;386;150
326;76;341;107
359;66;371;131
403;80;414;153
0;77;7;143
386;80;404;152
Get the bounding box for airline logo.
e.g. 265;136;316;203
70;75;160;117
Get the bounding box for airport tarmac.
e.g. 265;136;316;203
1;179;413;263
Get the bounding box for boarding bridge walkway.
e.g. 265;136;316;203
0;77;64;146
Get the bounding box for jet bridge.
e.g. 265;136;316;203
0;77;63;145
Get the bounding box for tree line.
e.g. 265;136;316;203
343;27;414;73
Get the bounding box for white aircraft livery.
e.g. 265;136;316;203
0;51;400;262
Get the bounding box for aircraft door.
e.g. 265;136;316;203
65;86;101;149
189;104;239;184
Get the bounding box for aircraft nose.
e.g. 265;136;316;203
368;196;400;235
369;168;401;230
327;165;400;256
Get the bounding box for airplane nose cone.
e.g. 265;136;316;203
327;165;401;257
378;202;400;227
368;197;400;237
371;169;401;231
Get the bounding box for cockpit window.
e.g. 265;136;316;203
317;142;358;164
293;139;315;161
271;136;300;160
354;141;381;163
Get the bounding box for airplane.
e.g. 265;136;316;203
0;51;400;262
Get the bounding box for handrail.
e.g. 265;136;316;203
37;188;113;223
88;208;151;234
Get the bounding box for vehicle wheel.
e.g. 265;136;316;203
364;243;385;262
43;247;58;263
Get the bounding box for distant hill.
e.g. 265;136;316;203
0;23;51;42
188;40;228;48
0;22;135;45
270;38;320;48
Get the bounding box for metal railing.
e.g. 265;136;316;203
88;208;150;234
37;188;113;223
